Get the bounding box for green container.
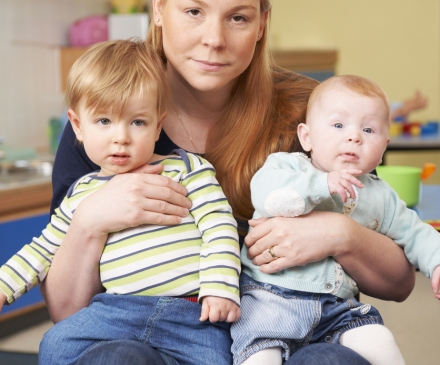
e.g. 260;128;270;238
376;165;422;207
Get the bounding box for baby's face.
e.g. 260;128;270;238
70;90;162;176
303;86;390;174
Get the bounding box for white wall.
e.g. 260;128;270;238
0;0;109;151
270;0;440;122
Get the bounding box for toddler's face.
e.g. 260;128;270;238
69;89;162;176
301;86;390;174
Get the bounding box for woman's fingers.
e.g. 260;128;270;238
244;213;341;274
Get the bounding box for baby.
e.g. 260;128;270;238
231;75;440;365
0;39;240;365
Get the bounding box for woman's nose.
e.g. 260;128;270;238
201;18;226;49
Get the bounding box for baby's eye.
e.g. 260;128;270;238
97;118;110;126
333;123;343;129
132;119;146;127
363;127;373;134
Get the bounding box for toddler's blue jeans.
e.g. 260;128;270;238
38;293;232;365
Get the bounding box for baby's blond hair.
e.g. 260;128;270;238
307;75;390;122
65;39;169;117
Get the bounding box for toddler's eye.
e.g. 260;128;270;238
333;123;343;129
132;120;145;127
97;118;110;125
363;127;373;134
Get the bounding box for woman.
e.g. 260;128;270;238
42;0;415;364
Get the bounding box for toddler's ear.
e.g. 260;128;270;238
297;123;312;152
68;109;83;142
155;111;166;141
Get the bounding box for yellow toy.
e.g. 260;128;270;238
111;0;146;13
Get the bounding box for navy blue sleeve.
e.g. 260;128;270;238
50;122;99;216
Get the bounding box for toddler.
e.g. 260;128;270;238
0;39;240;365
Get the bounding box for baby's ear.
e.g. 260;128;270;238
68;109;83;141
297;123;312;152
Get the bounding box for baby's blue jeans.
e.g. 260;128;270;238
231;273;382;364
38;293;232;365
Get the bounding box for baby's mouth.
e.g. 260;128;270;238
340;152;359;160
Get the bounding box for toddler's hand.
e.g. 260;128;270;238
431;265;440;300
200;296;240;323
328;169;364;202
0;292;7;313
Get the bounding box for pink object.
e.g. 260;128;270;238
69;15;108;47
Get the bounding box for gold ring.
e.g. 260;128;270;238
267;246;278;260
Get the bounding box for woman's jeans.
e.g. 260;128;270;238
74;340;371;365
39;293;232;365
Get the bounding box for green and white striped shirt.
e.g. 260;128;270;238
0;150;241;305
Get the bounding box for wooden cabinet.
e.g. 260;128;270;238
0;184;52;337
0;213;50;315
0;212;52;338
271;49;337;82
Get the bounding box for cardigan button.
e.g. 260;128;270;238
325;283;333;290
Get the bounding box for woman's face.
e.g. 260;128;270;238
154;0;267;93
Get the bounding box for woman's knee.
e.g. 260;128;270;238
286;343;371;365
75;340;166;365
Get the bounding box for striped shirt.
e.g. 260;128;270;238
0;150;241;305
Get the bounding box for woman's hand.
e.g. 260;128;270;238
245;212;415;302
42;163;192;322
80;163;192;236
246;214;339;272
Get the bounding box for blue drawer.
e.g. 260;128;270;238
0;213;50;314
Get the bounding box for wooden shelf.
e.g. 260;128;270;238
271;49;338;72
0;182;52;222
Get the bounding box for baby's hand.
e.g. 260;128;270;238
328;169;364;202
200;296;240;323
431;265;440;300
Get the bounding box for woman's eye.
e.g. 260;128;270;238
231;15;246;23
132;120;145;127
333;123;343;129
187;9;200;16
363;127;373;134
97;118;110;125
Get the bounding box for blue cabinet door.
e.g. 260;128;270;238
0;213;50;314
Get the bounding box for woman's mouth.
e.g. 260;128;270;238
192;59;228;71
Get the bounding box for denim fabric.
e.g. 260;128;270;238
231;274;382;365
73;339;371;365
39;293;232;365
75;340;166;365
286;343;371;365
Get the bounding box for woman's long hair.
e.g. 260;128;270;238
147;1;318;222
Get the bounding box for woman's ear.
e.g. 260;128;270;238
152;0;163;26
258;10;269;39
297;123;312;152
67;109;83;142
